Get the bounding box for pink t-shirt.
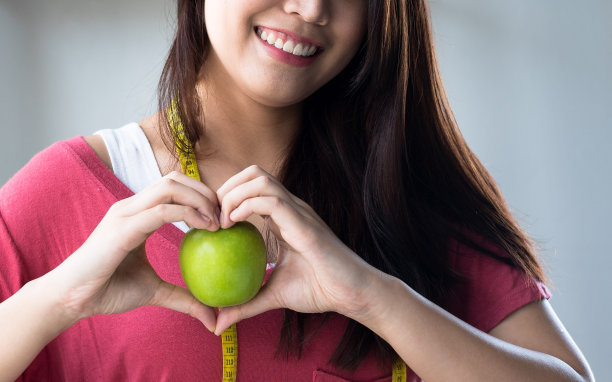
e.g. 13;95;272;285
0;137;550;381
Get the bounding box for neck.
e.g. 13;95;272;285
193;69;303;177
141;60;304;191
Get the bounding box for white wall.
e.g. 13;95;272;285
430;0;611;379
1;0;610;379
0;0;172;167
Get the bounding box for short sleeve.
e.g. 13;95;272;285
447;234;551;333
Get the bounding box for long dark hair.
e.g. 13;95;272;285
158;0;546;371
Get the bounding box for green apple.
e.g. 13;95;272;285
179;221;267;307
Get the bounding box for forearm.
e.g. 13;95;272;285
0;275;78;382
351;274;588;382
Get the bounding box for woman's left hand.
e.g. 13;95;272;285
214;165;381;335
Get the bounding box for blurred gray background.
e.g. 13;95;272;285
1;0;610;379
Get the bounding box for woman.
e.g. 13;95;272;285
0;0;594;381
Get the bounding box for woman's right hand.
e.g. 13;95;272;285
46;171;220;331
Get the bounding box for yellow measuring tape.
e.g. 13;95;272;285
221;322;238;381
392;357;407;381
169;100;237;382
168;100;406;381
168;101;201;181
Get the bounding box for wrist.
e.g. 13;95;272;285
342;266;403;329
32;270;85;333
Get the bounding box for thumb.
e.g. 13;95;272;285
151;281;217;333
214;284;279;335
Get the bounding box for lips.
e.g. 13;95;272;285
255;26;323;58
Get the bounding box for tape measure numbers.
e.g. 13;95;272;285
168;101;406;382
221;323;238;382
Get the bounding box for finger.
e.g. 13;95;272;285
115;204;212;252
219;175;291;229
216;165;282;203
217;166;308;220
136;203;213;232
229;196;325;256
226;196;302;231
121;174;220;226
214;284;279;335
152;281;217;333
166;171;220;207
136;174;219;221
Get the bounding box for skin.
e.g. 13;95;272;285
0;1;594;381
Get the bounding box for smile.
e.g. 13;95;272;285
256;26;322;58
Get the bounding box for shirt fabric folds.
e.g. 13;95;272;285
0;135;550;382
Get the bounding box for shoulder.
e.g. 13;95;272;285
0;136;120;236
1;138;83;200
0;137;102;204
83;135;112;171
0;137;121;283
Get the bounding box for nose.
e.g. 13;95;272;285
282;0;330;26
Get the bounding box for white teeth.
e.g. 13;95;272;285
299;45;316;57
282;40;295;53
257;28;318;58
292;43;303;56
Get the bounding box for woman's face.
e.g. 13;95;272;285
204;0;367;107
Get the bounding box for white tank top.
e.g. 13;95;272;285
95;123;190;232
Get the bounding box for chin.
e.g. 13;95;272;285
240;72;319;107
249;88;312;108
262;97;308;108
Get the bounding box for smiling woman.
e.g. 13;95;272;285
0;0;595;381
199;0;367;107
